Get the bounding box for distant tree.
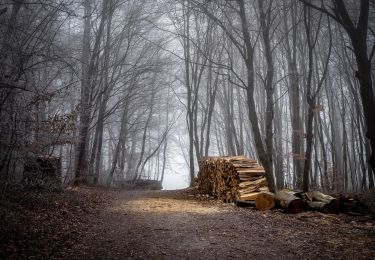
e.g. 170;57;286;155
300;0;375;181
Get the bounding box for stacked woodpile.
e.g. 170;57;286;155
197;156;271;205
197;156;372;214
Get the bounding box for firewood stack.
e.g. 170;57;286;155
197;156;270;203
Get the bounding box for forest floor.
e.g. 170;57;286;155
1;186;375;259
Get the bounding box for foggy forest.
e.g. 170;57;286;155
1;0;375;259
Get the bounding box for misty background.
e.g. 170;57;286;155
0;0;374;193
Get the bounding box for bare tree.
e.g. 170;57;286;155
300;0;375;180
302;5;332;191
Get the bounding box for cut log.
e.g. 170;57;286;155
238;173;266;179
306;201;338;213
255;192;275;211
236;168;266;173
239;186;268;195
238;176;264;181
238;192;260;201
228;157;257;163
275;189;305;213
303;191;339;213
238;177;267;188
307;201;326;210
304;191;336;204
238;181;263;188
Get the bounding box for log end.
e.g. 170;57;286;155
255;192;275;211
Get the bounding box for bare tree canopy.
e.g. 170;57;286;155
0;0;374;196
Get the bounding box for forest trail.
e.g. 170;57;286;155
63;188;375;260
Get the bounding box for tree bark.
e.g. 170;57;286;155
75;0;109;185
302;5;331;192
283;1;303;188
107;103;129;186
74;0;92;185
182;0;196;187
258;0;276;191
237;0;275;192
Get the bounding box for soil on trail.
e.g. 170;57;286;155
68;189;375;260
2;187;375;259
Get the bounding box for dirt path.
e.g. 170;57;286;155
62;189;375;260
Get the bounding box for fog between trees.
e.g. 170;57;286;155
0;0;374;195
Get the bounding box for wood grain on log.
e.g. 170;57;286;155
275;189;305;213
255;192;275;211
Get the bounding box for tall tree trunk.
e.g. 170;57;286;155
274;89;285;190
133;90;155;182
317;111;329;190
75;0;109;185
182;0;195;187
74;0;92;185
302;4;315;192
160;90;171;185
337;0;375;176
302;5;331;192
238;0;275;192
283;1;303;188
204;61;220;156
258;0;276;191
107;103;129;186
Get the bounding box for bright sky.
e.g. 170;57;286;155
162;138;190;190
162;171;189;190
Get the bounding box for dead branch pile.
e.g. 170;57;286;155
197;156;271;205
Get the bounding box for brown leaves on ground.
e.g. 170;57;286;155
0;186;112;259
1;187;375;259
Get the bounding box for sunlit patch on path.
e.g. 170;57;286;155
112;197;223;214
